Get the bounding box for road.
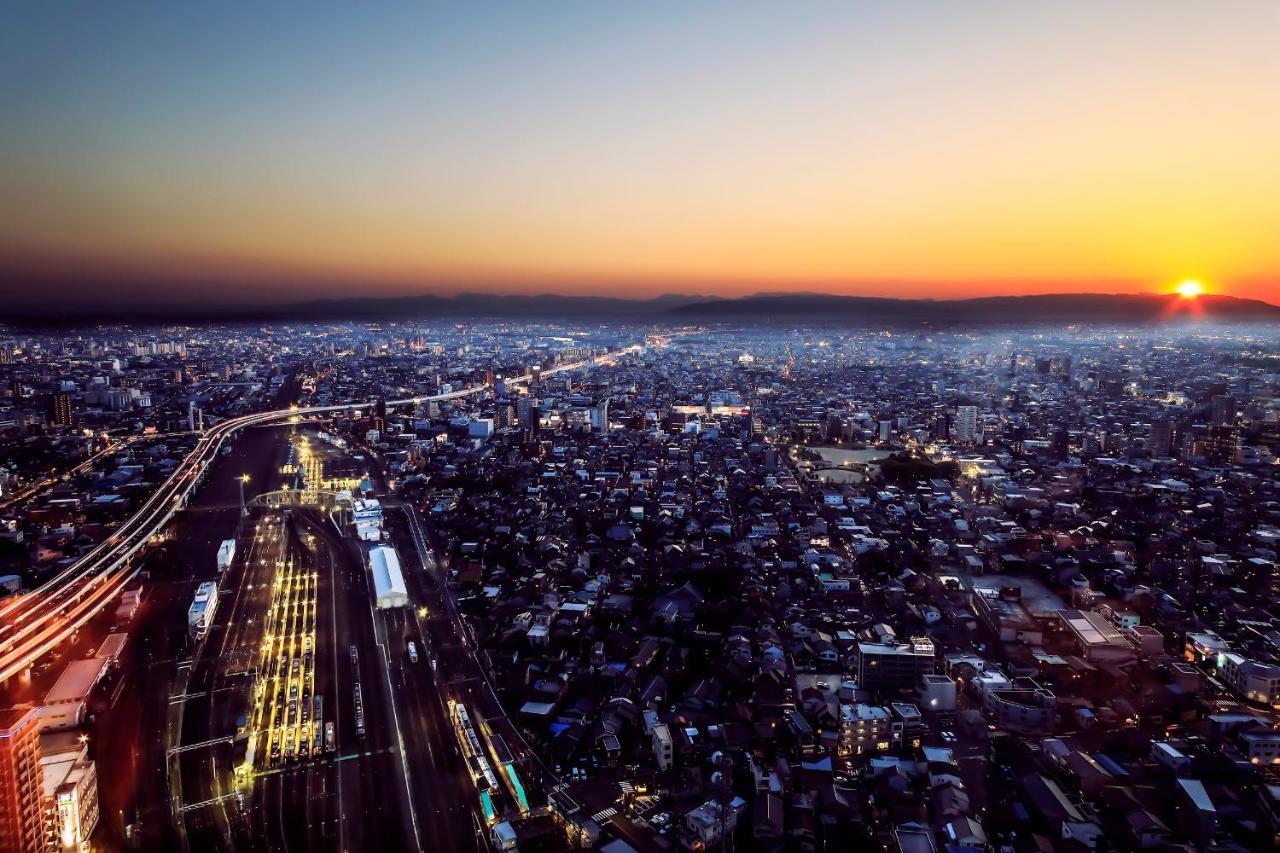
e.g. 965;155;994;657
369;454;547;828
0;352;617;684
0;434;141;511
7;346;640;849
88;414;506;852
302;442;491;853
91;423;296;849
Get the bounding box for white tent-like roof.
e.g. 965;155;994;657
369;545;409;609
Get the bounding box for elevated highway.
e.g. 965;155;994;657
0;353;612;683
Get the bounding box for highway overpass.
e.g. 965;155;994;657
0;353;609;683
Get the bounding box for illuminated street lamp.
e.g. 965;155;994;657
239;474;251;514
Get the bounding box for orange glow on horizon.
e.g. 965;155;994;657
3;6;1279;308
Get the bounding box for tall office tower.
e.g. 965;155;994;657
0;347;11;366
1206;425;1240;464
47;392;73;427
517;396;539;440
952;406;979;443
1211;394;1236;426
1051;428;1070;460
0;707;44;852
494;400;513;429
1149;419;1174;458
589;398;609;432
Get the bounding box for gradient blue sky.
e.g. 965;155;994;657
2;2;1278;306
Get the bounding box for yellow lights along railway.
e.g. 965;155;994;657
0;347;616;688
242;518;325;779
294;435;361;498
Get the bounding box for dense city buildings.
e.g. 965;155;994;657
0;318;1277;851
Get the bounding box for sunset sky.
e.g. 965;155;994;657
2;2;1278;308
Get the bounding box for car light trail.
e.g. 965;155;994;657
0;351;620;684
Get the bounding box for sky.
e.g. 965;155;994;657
2;2;1278;308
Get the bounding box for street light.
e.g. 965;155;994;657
239;474;251;514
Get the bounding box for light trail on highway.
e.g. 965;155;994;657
0;351;623;684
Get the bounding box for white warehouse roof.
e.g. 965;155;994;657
369;545;409;609
45;657;111;706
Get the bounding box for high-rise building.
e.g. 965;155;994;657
493;399;514;429
1149;419;1174;458
1205;425;1239;464
952;406;979;443
0;706;44;852
1051;428;1070;460
1211;394;1236;426
589;398;609;432
47;393;73;427
517;396;539;441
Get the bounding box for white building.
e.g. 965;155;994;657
589;399;609;432
40;731;99;852
1239;728;1280;765
652;723;672;770
953;406;979;443
1220;654;1280;709
41;658;111;732
684;799;744;848
352;498;384;542
369;545;409;609
920;674;958;712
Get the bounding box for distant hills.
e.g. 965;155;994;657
3;288;1277;326
286;291;722;319
665;291;1280;323
261;290;1280;325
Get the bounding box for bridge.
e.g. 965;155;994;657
0;350;624;683
250;488;349;509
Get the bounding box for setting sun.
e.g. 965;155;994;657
1176;280;1205;298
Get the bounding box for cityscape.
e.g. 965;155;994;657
0;319;1277;852
3;3;1280;852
